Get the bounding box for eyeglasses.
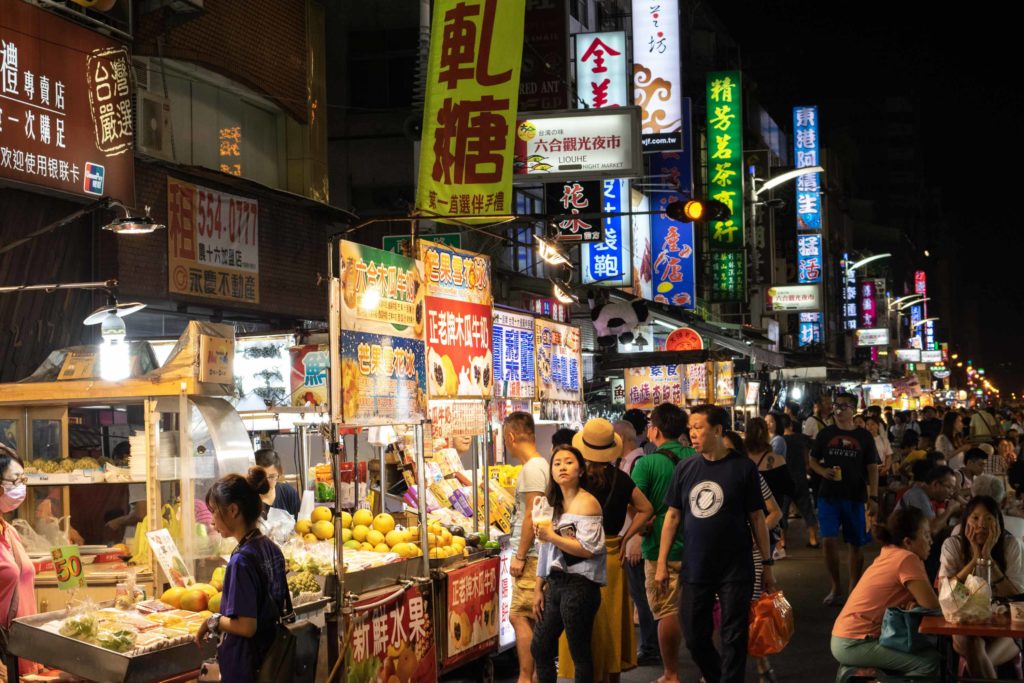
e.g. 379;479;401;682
2;475;28;488
266;473;280;483
834;403;857;411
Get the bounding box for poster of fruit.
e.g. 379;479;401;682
534;318;582;402
339;331;426;426
419;239;492;306
289;344;329;407
442;557;500;668
146;528;194;588
344;583;437;683
624;365;684;410
424;296;493;399
339;240;424;340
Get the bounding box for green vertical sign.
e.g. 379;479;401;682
706;71;745;302
51;545;87;590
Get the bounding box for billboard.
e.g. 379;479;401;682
574;32;628;109
766;284;821;312
544;179;603;242
513;107;643;182
167;178;259;304
793;106;821;230
895;349;921;363
855;328;890;347
581;178;630;286
1;0;134;201
416;0;525;221
631;0;682;151
706;71;744;303
840;253;858;331
492;309;536;400
535;318;582;402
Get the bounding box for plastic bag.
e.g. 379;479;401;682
748;591;795;657
938;575;992;623
11;518;52;554
260;506;296;544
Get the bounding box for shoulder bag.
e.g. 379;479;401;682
248;549;321;683
879;606;940;653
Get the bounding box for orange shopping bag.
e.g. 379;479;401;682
748;591;794;657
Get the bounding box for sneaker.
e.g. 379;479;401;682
772;547;786;561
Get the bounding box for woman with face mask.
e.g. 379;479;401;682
0;444;37;678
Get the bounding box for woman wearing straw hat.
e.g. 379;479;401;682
556;418;654;682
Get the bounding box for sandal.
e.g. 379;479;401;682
758;664;778;682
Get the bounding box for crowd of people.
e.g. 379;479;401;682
502;397;1024;682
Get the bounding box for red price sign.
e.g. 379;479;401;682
51;545;87;590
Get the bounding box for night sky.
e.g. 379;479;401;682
707;1;1024;393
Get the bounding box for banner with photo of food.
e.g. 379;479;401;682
420;240;492;306
339;331;427;425
339;240;424;340
535;319;582;402
424;297;493;399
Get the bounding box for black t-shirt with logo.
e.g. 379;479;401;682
664;450;765;584
811;425;880;502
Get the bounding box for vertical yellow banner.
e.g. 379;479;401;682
416;0;526;223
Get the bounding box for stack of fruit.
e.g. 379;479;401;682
159;577;223;614
294;506;337;543
341;510;423;558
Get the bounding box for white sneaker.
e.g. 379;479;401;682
772;547;787;561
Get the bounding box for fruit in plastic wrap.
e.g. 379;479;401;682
76;457;100;470
287;571;320;597
60;612;98;640
96;628;137;653
58;459;77;473
40;460;60;474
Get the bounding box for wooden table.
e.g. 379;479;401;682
919;614;1024;682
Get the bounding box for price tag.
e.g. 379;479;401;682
51;545;87;590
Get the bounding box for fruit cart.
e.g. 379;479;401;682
0;321;250;614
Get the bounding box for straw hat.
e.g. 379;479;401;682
573;418;623;463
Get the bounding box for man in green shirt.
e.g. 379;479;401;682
631;402;694;683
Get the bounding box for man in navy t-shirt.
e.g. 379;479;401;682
656;405;774;683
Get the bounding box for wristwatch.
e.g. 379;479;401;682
206;612;222;636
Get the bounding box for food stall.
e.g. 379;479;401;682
1;321;269;680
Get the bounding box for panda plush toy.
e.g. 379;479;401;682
588;289;650;349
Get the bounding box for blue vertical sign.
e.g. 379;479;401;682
650;98;695;309
793;106;821;230
582;179;631;286
797;234;822;283
799;312;822;346
909;303;923;349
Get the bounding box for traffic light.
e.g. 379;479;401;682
664;199;731;222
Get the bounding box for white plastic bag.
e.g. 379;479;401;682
938;575;993;623
259;506;296;544
11;518;51;553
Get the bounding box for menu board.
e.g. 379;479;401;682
492;309;536;399
535;319;582;402
339;241;424;339
683;363;708;402
339;332;426;426
420;241;494;400
624;365;684;410
715;361;736;402
428;400;487;440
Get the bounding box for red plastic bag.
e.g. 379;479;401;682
748;591;794;657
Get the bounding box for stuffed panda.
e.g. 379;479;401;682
588;289;650;349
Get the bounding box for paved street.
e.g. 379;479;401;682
480;519;878;683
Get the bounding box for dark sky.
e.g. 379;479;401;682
706;1;1024;393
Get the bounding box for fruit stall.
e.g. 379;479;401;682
1;323;327;679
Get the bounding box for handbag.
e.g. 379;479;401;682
249;549;320;683
879;606;940;653
748;591;795;657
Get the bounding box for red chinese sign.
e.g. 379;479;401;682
1;0;134;201
344;583;438;683
425;296;493;399
574;31;628;109
443;558;500;667
416;0;525;222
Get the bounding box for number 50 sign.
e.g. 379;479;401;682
51;546;88;590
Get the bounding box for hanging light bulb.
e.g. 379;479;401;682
99;311;130;381
535;235;572;268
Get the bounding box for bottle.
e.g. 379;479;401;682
973;557;993;586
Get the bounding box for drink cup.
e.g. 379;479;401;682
833;466;843;481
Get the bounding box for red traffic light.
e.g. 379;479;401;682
665;199;731;222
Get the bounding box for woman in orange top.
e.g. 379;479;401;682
831;506;943;679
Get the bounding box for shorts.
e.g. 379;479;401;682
510;556;539;618
644;559;682;620
818;497;870;546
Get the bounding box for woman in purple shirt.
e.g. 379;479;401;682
196;467;289;682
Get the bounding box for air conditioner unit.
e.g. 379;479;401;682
136;90;173;160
